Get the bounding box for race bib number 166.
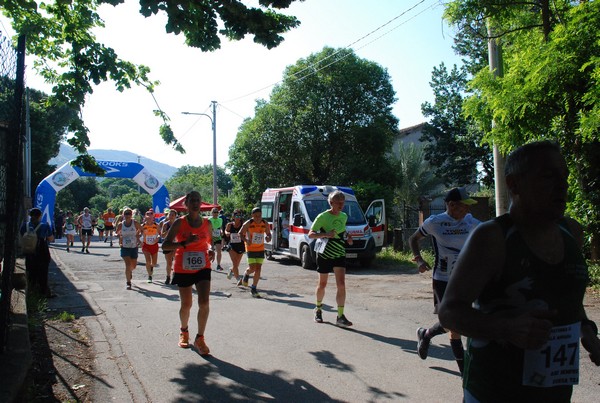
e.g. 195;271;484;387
183;251;207;271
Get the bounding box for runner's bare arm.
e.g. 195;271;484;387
408;229;431;272
438;221;553;350
161;218;183;251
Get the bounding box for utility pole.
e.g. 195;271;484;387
182;101;218;206
211;101;218;206
488;22;509;216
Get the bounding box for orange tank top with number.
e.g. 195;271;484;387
142;223;159;245
173;216;212;274
245;219;268;252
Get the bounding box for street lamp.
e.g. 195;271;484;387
182;100;218;205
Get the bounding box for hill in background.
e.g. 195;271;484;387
50;143;178;184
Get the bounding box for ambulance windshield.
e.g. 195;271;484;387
304;200;366;226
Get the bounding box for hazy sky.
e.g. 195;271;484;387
4;0;463;169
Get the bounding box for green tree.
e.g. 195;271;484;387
446;1;600;255
111;192;152;213
1;84;81;195
97;178;139;200
420;18;493;188
57;177;101;212
228;47;399;205
166;165;232;201
392;143;444;227
421;63;494;187
2;0;302;171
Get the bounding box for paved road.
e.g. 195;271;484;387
47;237;600;402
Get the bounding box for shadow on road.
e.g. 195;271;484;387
337;326;454;362
171;355;343;402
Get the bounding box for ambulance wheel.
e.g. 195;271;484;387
301;244;315;270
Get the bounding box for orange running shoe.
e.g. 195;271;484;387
194;335;210;356
178;330;189;348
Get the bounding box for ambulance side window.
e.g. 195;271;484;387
261;203;274;222
292;201;305;227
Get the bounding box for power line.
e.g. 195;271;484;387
223;0;434;104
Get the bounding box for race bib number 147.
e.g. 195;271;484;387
522;322;580;388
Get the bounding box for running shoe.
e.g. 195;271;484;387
416;327;430;360
66;247;70;252
126;282;132;290
226;269;233;280
237;275;249;287
336;314;353;328
165;276;171;285
193;335;210;355
110;241;113;247
81;247;85;253
314;309;323;323
147;276;153;283
104;237;107;243
178;331;189;348
85;248;89;254
250;288;261;298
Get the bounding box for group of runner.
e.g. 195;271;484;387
61;207;117;252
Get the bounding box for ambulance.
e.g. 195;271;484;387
260;185;386;269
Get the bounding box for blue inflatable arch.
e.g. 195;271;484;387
35;160;170;228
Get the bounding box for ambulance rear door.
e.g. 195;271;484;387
365;199;386;250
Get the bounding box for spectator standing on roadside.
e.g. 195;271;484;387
438;141;600;402
116;207;142;290
409;187;480;374
20;208;54;297
54;209;64;239
309;190;354;327
162;191;215;355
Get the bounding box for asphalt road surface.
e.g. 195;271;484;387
46;237;600;402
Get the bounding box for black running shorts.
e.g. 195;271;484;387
172;269;211;288
316;255;346;274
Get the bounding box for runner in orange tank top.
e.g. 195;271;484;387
142;209;160;283
237;207;271;298
162;191;215;355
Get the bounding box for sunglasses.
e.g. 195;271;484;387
124;212;132;216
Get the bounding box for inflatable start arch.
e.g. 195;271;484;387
35;160;170;228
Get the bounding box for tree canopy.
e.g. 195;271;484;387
227;47;399;205
445;0;600;254
1;0;302;172
165;164;233;201
420;18;493;188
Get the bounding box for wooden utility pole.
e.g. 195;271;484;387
488;23;510;216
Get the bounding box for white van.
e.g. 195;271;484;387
260;185;386;268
